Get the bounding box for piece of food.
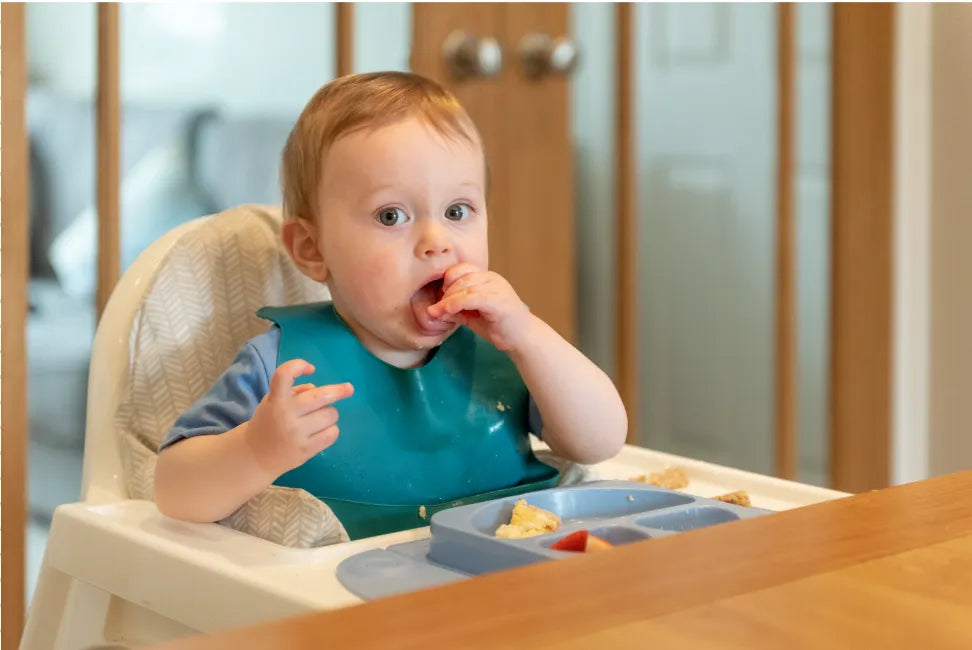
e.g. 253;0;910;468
495;499;561;539
630;466;689;490
583;534;614;552
550;530;615;553
628;466;752;505
418;505;427;519
713;491;751;507
550;530;588;552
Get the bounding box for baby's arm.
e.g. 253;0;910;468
155;350;353;522
154;419;279;522
507;316;627;463
428;264;627;464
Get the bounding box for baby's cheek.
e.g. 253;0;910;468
358;255;405;304
462;237;489;271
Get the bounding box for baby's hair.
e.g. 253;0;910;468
280;71;482;222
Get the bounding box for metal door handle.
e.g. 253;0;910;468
519;33;579;79
443;30;503;80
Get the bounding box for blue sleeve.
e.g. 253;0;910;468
159;327;280;451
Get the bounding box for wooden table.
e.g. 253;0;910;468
149;471;972;649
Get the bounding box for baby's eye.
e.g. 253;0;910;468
376;207;408;227
445;203;471;221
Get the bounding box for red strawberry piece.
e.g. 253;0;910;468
550;530;589;552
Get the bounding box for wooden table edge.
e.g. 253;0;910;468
148;471;972;649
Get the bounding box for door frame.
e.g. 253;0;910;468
828;3;895;493
2;4;31;646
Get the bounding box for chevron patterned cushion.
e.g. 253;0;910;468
116;204;349;547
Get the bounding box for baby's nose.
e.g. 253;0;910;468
422;241;452;257
417;225;453;257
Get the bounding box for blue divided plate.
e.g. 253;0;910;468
336;480;769;600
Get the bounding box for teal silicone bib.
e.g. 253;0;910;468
257;302;559;539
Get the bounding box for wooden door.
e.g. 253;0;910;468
412;3;576;343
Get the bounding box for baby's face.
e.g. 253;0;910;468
314;116;488;365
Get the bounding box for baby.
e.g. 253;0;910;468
154;72;627;539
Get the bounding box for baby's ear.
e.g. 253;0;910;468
281;217;329;283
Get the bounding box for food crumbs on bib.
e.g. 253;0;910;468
626;495;634;502
418;505;427;520
496;401;506;412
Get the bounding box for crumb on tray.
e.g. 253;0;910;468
713;491;751;507
630;466;689;490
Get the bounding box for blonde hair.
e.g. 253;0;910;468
280;71;481;221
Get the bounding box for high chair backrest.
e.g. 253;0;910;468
81;205;328;503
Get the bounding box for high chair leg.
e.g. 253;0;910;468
28;577;199;650
20;561;72;650
53;581;121;650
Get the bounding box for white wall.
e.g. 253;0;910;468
928;4;972;477
894;3;972;483
893;4;932;485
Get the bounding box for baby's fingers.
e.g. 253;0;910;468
269;359;315;399
292;383;316;395
430;289;496;319
442;263;483;290
294;382;354;415
427;290;467;318
299;405;340;434
306;425;341;455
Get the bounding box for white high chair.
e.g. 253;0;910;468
21;204;352;649
21;205;847;649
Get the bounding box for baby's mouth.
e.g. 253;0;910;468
409;278;451;333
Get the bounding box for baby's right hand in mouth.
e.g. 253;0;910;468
244;359;354;476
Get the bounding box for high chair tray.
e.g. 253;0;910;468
336;480;769;600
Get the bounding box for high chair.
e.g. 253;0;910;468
21;204;344;649
21;205;846;649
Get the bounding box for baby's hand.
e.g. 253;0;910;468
426;263;534;352
245;359;354;477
